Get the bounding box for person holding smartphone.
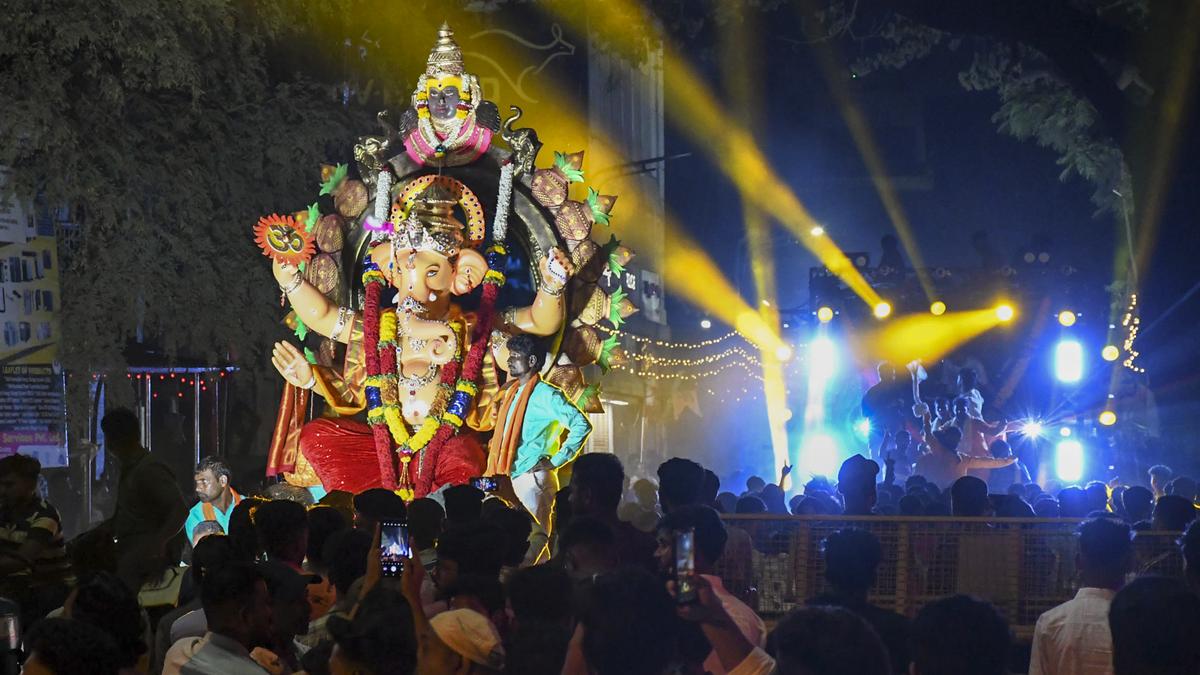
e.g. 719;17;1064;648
484;334;592;562
654;505;764;675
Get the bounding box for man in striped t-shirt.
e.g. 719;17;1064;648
0;453;74;625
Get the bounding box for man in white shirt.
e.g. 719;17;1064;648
1030;517;1134;675
164;561;274;675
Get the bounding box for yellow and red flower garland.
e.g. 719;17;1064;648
362;242;507;498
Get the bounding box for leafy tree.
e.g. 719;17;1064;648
0;0;373;437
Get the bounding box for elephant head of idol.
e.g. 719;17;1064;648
371;182;487;320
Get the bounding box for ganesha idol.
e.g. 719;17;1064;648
261;24;624;499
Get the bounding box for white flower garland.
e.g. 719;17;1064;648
493;162;514;242
371;168;393;242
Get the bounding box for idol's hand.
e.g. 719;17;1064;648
540;247;574;291
272;341;314;388
272;259;301;287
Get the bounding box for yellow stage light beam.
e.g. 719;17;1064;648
800;13;935;301
723;6;791;480
665;236;787;354
536;1;883;310
1131;0;1200;281
742;206;792;473
857;309;1010;365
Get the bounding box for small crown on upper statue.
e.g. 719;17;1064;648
427;22;466;78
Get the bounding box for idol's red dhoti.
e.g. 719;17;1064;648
300;417;485;497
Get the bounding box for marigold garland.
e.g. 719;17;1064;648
362;241;508;497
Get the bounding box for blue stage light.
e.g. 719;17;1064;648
855;418;871;439
1055;340;1084;383
1020;421;1044;439
1055;439;1084;483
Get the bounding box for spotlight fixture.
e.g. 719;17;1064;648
810;226;825;236
1098;410;1117;426
873;302;892;319
816;306;834;323
1101;345;1120;362
700;319;712;330
930;301;946;316
995;304;1015;322
1058;310;1077;327
775;344;794;362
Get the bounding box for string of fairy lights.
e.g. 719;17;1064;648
609;359;765;382
627;345;764;369
1121;293;1144;374
596;326;780;401
594;324;746;349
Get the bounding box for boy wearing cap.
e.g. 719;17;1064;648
416;608;506;675
838;455;881;516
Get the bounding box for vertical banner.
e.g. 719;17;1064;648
0;168;66;466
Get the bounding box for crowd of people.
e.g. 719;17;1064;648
1;405;1200;674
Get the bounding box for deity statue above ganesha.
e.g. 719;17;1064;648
256;24;636;500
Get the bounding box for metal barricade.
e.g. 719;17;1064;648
717;515;1183;635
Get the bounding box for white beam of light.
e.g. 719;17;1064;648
799;432;840;480
1055;340;1084;384
804;337;838;426
1056;440;1085;483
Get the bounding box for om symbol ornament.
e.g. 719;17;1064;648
254;213;316;266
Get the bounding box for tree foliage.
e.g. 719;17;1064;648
839;2;1148;216
0;0;373;427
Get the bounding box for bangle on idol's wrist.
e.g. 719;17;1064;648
541;282;565;297
300;373;316;390
280;271;303;296
330;307;352;341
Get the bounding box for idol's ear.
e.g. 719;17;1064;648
452;249;487;295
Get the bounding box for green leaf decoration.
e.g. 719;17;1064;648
319;163;348;196
294;317;309;341
553;151;585;183
304;202;320;232
607;248;625;277
608;287;628;330
586;188;611;226
575;382;602;407
597;334;620;372
304;347;318;364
